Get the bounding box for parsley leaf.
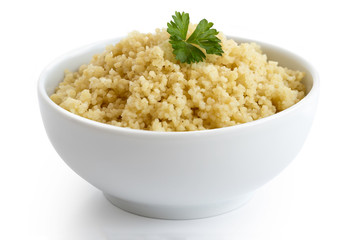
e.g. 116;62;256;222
167;11;189;41
167;12;224;64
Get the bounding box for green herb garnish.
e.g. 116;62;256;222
167;11;224;64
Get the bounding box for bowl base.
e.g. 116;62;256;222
103;192;254;220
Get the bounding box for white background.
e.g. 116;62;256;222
1;0;359;239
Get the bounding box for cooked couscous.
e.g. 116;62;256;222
50;26;305;131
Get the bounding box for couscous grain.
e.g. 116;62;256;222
51;27;305;131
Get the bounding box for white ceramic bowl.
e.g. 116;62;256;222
38;37;319;219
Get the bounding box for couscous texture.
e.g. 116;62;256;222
51;27;305;131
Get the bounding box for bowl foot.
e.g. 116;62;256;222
103;192;254;220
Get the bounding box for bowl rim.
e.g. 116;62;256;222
38;36;319;137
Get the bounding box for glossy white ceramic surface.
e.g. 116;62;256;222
38;37;319;219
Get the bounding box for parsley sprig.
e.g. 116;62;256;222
167;11;224;64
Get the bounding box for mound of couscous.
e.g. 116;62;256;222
50;27;305;131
